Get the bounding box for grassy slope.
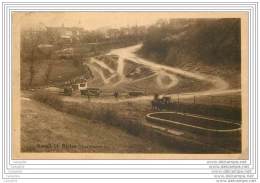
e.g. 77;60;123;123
21;59;85;88
30;91;241;152
21;98;171;153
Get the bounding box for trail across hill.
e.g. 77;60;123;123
65;44;241;104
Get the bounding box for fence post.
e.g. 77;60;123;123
177;94;179;112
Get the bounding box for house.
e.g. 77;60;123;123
46;25;84;46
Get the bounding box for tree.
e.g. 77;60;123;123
21;28;43;87
21;25;57;87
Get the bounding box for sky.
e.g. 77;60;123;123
15;12;191;31
14;12;244;31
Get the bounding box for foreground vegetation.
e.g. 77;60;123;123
21;98;170;153
32;91;241;153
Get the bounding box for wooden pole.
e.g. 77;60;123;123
178;94;180;112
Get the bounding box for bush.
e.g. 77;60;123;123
33;91;63;110
63;103;91;118
95;107;118;125
33;92;147;136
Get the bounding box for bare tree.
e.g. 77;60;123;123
21;28;43;87
21;24;57;87
44;60;54;84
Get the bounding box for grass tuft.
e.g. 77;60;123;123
33;91;63;110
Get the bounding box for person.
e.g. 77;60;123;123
154;93;159;100
64;85;72;96
87;91;90;101
114;91;119;99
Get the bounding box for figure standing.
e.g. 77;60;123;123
114;91;119;99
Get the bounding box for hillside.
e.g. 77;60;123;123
139;18;241;88
21;95;172;153
20;27;141;89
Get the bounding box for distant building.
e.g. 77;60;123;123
37;44;54;55
46;25;84;46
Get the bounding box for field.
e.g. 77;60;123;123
26;89;242;153
21;95;172;153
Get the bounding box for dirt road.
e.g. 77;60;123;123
109;44;229;90
64;44;241;104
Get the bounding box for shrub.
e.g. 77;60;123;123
33;91;63;110
95;107;119;125
64;102;98;120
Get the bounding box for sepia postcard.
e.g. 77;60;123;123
12;12;249;159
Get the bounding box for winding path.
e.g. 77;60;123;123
68;44;241;103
